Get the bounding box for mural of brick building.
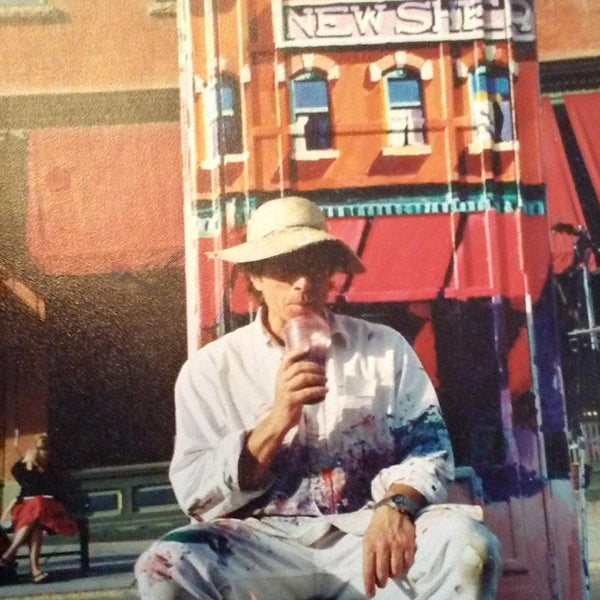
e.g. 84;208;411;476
177;0;586;597
0;0;598;593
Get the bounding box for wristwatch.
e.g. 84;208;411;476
374;494;420;521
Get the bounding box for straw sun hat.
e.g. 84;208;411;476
211;196;365;274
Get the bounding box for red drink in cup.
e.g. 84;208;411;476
282;312;331;369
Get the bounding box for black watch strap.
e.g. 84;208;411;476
373;493;420;520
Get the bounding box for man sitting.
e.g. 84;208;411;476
136;196;501;599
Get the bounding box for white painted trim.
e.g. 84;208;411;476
148;0;176;17
455;60;469;80
484;44;497;62
327;65;340;80
381;144;431;157
420;60;433;81
467;140;520;154
369;63;382;83
301;53;315;71
193;75;205;95
292;149;340;161
240;64;251;83
275;63;287;84
200;152;250;170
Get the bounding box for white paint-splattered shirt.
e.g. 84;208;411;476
170;310;454;543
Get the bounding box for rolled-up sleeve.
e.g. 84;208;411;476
371;337;455;505
169;358;272;521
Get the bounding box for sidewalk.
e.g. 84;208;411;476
0;539;151;600
2;537;600;599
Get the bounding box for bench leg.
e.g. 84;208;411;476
78;519;90;572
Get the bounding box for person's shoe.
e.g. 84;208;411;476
0;558;18;585
31;571;49;584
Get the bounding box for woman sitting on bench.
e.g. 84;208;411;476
0;433;78;584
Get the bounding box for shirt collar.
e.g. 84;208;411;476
327;310;350;348
253;306;282;348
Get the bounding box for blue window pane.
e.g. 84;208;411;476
218;116;243;154
388;78;421;106
220;86;234;111
294;79;328;111
489;76;510;97
469;68;488;94
304;114;331;150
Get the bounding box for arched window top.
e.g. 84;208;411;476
289;68;334;155
289;54;339;80
369;52;433;83
383;68;428;152
455;44;517;80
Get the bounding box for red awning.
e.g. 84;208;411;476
344;212;548;304
327;217;368;298
27;123;184;275
540;97;587;274
564;91;600;202
345;214;453;303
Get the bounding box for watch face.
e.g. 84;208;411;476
389;494;417;516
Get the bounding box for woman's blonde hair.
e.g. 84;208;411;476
33;433;48;450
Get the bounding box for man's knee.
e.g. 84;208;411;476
135;540;184;600
135;523;243;600
413;509;501;590
448;517;502;597
136;525;223;577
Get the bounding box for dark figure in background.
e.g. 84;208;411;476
0;433;78;584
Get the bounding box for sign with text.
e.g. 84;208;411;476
273;0;535;48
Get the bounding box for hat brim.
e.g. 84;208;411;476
209;227;365;274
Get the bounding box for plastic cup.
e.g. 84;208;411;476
282;312;331;368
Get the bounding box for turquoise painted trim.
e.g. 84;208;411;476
318;197;546;217
194;205;221;238
191;189;546;235
193;196;256;238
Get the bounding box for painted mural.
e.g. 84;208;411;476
177;0;586;597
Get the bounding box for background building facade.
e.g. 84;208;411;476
0;0;599;596
177;0;598;597
0;0;185;497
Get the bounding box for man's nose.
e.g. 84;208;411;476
292;274;313;290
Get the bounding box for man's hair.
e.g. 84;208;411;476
240;241;349;276
238;241;345;304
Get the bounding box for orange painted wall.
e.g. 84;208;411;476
0;0;178;95
190;0;540;198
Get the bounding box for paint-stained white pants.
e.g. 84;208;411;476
135;508;501;600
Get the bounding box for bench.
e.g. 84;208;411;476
1;515;90;573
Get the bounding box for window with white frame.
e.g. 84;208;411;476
469;66;513;146
203;75;243;160
290;71;332;152
385;68;426;148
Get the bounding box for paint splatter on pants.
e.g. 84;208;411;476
135;508;501;600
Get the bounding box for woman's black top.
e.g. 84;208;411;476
11;460;66;502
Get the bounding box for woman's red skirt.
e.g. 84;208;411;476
11;495;78;536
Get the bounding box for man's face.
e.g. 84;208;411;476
249;248;335;337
